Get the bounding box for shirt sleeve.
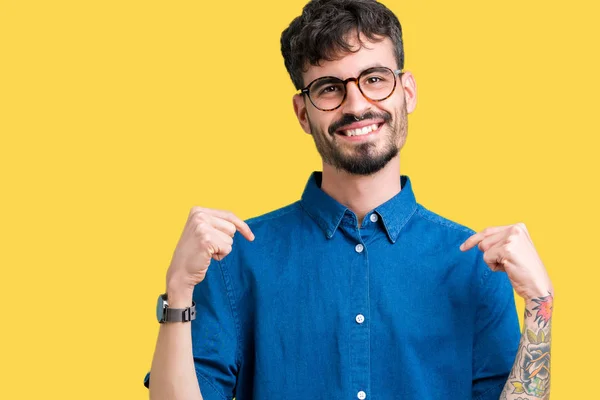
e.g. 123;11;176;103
472;252;521;400
143;256;240;400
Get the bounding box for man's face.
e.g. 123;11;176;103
293;34;417;176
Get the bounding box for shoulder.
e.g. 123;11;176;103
244;201;303;229
413;203;477;238
229;201;305;254
411;203;491;286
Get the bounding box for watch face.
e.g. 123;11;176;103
156;294;166;322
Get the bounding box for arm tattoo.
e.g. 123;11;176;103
501;292;553;399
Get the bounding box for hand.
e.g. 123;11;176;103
166;206;255;295
459;223;553;300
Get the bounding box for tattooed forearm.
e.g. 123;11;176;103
500;292;553;399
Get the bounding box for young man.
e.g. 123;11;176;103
145;1;554;399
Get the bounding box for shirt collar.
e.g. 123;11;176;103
299;171;417;243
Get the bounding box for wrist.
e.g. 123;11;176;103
524;284;554;302
165;291;193;309
165;280;195;308
523;291;554;328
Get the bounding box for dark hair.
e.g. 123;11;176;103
281;0;404;90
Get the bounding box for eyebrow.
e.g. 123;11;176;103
357;64;387;74
323;64;389;80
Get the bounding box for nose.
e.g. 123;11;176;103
340;80;373;116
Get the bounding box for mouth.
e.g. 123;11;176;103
335;122;384;140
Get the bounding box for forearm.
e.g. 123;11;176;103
501;292;553;399
149;288;203;400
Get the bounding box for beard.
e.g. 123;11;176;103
308;103;408;176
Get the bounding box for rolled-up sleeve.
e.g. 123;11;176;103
144;256;240;400
472;252;521;400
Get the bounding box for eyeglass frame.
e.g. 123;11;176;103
299;66;404;112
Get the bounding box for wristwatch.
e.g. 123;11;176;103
156;293;196;323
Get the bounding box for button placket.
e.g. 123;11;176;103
350;224;370;400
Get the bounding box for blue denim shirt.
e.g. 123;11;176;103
145;172;521;399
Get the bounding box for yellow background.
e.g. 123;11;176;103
1;0;597;398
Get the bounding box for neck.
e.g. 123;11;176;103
320;155;402;226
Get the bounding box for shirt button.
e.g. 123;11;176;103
355;244;364;253
369;213;378;223
355;314;365;324
357;391;366;399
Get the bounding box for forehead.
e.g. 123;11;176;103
302;34;397;85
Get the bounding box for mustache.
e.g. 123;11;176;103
328;111;392;135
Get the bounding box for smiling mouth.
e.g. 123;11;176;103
336;123;383;137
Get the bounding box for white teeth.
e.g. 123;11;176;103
343;124;380;136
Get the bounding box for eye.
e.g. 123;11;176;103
315;84;344;97
360;68;393;86
320;85;339;94
365;76;382;84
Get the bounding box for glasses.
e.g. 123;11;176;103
300;66;403;111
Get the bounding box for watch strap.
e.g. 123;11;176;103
162;301;196;323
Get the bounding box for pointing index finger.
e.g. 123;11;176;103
212;209;255;242
459;225;511;251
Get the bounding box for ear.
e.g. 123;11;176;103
399;71;417;114
293;94;312;134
